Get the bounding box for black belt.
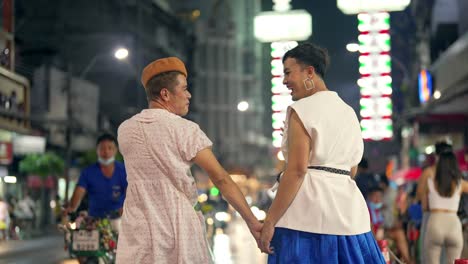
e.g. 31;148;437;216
308;166;351;175
276;166;350;182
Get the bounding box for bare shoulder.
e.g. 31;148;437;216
461;180;468;193
420;165;435;181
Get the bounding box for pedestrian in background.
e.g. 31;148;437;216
66;133;127;223
0;197;10;240
259;43;385;263
355;158;381;199
417;141;452;263
15;193;35;237
420;146;468;263
380;176;414;264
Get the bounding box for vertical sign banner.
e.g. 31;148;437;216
255;0;312;153
358;12;393;141
271;41;297;148
418;69;433;104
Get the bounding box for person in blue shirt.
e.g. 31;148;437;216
66;133;127;219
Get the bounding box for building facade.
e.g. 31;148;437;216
188;0;271;173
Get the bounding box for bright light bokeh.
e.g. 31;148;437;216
4;176;17;183
215;212;232;222
114;48;129;60
198;193;208;203
254;10;312;43
338;0;410;14
425;145;435;155
251;206;267;221
346;43;360;52
237;101;249;112
277;151;285;161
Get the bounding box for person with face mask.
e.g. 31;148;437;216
66;133;127;222
367;187;385;238
259;43;385;263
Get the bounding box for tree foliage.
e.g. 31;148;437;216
19;152;65;178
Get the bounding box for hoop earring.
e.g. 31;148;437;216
303;78;315;91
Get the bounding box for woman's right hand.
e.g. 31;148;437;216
259;221;275;254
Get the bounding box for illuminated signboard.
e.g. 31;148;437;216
418;69;433;104
337;0;410;14
254;0;309;149
254;10;312;43
358;12;393;141
271;41;297;148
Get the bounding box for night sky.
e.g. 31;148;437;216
290;0;405;170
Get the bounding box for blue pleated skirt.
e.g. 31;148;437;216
268;228;386;264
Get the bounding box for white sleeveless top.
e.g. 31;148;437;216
428;178;461;211
276;91;370;235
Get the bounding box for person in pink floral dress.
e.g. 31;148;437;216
116;57;262;263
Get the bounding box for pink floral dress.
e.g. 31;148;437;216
116;109;212;263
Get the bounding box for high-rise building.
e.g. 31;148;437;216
179;0;270;172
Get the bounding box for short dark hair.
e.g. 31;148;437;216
282;43;330;78
368;187;383;195
144;71;181;101
358;158;369;169
96;133;117;146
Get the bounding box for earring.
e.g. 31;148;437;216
303;77;315;91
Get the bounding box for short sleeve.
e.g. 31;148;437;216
178;121;213;161
289;102;313;137
121;165;128;192
77;169;89;190
350;111;364;166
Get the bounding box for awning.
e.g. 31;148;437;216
392;167;422;185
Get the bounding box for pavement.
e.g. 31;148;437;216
0;218;267;264
0;228;77;264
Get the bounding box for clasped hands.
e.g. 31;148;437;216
247;220;275;254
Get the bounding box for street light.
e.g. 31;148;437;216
237;101;249;112
114;48;129;60
79;47;129;79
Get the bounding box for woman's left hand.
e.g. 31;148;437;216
259;221;275;254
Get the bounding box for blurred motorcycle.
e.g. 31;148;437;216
59;211;118;264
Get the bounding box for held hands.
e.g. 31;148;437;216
247;219;263;242
259;221;275;254
62;205;73;217
246;219;275;254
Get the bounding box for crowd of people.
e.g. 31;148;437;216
3;42;468;264
0;193;36;240
356;142;468;264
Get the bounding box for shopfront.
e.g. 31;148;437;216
405;32;468;168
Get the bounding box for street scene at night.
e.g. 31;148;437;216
1;0;468;263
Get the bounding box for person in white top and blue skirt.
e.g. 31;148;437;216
259;43;386;263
